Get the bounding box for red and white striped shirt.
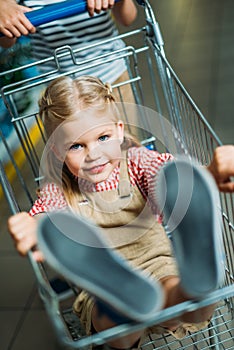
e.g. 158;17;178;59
29;147;173;217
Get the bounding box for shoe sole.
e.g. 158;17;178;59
157;157;225;298
37;211;164;322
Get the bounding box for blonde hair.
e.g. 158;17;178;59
39;75;140;210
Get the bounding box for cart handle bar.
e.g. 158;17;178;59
0;0;146;36
26;0;93;27
24;0;146;27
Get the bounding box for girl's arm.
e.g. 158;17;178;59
207;145;234;193
8;212;44;261
0;0;35;48
112;0;137;26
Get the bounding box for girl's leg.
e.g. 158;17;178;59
112;71;135;104
112;71;144;140
91;304;143;349
91;274;216;349
157;158;225;298
160;276;216;330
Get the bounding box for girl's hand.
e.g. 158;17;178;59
7;212;44;262
207;145;234;193
0;0;35;38
87;0;115;17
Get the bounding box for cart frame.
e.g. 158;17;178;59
0;1;233;349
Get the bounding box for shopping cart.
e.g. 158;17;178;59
0;0;233;349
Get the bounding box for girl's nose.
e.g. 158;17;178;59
86;144;101;161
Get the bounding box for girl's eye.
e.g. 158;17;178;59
69;143;83;151
99;135;109;142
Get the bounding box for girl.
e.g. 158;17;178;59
8;75;219;349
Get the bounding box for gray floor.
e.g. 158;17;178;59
0;1;234;349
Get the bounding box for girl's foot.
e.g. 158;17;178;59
37;211;163;322
157;157;225;298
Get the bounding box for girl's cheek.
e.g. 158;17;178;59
103;140;121;153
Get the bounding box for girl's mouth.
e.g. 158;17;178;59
85;162;108;175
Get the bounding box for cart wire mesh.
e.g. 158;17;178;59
0;0;233;349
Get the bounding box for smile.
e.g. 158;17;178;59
84;162;108;175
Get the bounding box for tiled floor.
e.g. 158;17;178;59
0;1;234;349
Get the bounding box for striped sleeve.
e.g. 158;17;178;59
29;183;67;217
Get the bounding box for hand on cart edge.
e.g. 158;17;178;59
8;212;44;262
0;0;35;44
207;145;234;193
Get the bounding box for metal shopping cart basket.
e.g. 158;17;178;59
0;0;233;349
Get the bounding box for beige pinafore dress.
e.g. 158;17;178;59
73;153;208;340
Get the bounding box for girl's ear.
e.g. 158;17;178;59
117;120;124;144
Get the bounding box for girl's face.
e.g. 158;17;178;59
54;108;124;184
